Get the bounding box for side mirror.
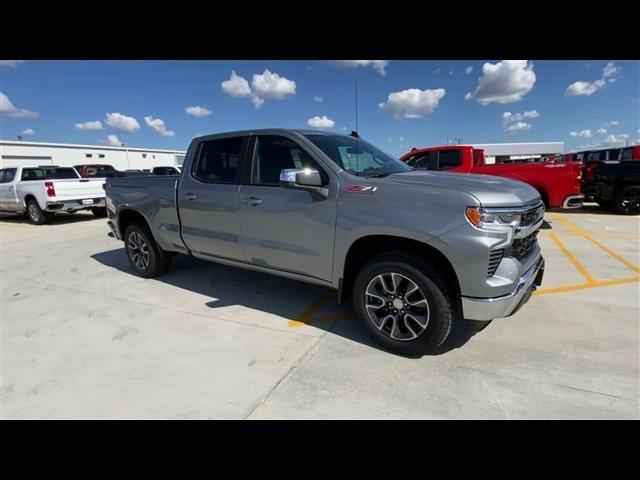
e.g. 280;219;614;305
280;168;328;197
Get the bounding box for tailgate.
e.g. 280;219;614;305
51;179;105;200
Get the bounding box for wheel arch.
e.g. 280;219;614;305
338;235;461;304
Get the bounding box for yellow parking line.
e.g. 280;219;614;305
535;276;640;296
549;232;597;285
554;215;640;274
288;291;334;327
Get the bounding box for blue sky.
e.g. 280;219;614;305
1;60;638;155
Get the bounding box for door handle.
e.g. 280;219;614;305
242;196;263;206
8;186;14;191
181;193;197;201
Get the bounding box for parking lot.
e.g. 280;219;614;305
1;205;638;419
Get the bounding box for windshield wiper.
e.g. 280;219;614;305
365;172;394;178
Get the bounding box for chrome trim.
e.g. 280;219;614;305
462;256;544;321
481;202;544;215
562;194;584;209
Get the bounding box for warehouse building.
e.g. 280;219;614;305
471;142;564;164
0;140;186;171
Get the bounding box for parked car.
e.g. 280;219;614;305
582;160;640;214
400;145;583;209
152;166;181;175
105;129;545;355
73;164;118;178
577;145;639;163
0;166;106;224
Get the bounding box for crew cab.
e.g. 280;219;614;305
0;165;106;224
400;145;584;209
583;160;640;214
105;129;545;355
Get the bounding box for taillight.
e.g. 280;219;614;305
45;181;56;197
584;162;599;182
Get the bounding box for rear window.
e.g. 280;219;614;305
21;167;79;181
621;148;633;161
83;165;115;177
438;150;461;169
193;137;244;183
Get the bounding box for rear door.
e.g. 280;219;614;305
178;135;248;261
238;134;337;282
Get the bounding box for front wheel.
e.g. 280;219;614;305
353;253;458;356
124;222;171;278
612;185;640;215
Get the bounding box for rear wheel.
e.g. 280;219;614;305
26;199;51;225
612;185;640;215
124;222;171;278
91;207;107;217
353;252;458;356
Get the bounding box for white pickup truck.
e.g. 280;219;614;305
0;166;106;224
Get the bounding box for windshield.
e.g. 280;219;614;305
305;134;412;177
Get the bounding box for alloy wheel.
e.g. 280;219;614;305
364;272;430;341
128;231;150;270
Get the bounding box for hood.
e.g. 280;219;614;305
383;171;541;208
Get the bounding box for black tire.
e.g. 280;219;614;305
26;199;51;225
91;207;108;217
123;221;171;278
353;252;459;356
612;185;640;215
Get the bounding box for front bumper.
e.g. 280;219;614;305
562;194;584;209
462;256;545;321
46;197;105;212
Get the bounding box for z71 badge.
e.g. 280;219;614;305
345;184;378;194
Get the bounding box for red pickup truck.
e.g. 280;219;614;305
399;145;584;209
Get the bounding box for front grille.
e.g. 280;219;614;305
487;249;504;277
519;204;544;227
512;231;538;261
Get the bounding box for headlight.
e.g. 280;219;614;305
465;206;521;230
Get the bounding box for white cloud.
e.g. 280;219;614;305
75;120;103;131
313;96;323;103
104;112;140;133
597;128;607;135
432;68;440;75
307;115;335;129
465;60;536;105
602;62;621;80
603;133;629;144
222;69;296;109
448;70;453;75
603;120;618;128
106;134;122;146
379;88;446;119
0;92;39;118
251;69;296;100
21;128;34;136
565;63;621;96
504;121;531;134
503;110;539;122
144;116;175;137
185;106;212;117
221;71;252;98
0;60;24;68
565;79;606;97
502;110;539;134
330;60;389;76
569;129;592;138
464;66;473;75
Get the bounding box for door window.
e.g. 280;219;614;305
438;150;461;169
0;168;17;183
193;137;244;183
251;136;323;186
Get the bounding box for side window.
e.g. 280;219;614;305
21;168;46;181
251;135;322;186
0;168;16;183
621;148;633;161
438;150;461;170
407;152;438;170
193;137;244;183
607;149;621;161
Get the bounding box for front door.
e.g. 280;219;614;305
0;168;18;210
239;135;337;282
178;136;248;261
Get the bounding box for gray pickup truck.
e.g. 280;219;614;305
105;129;545;355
